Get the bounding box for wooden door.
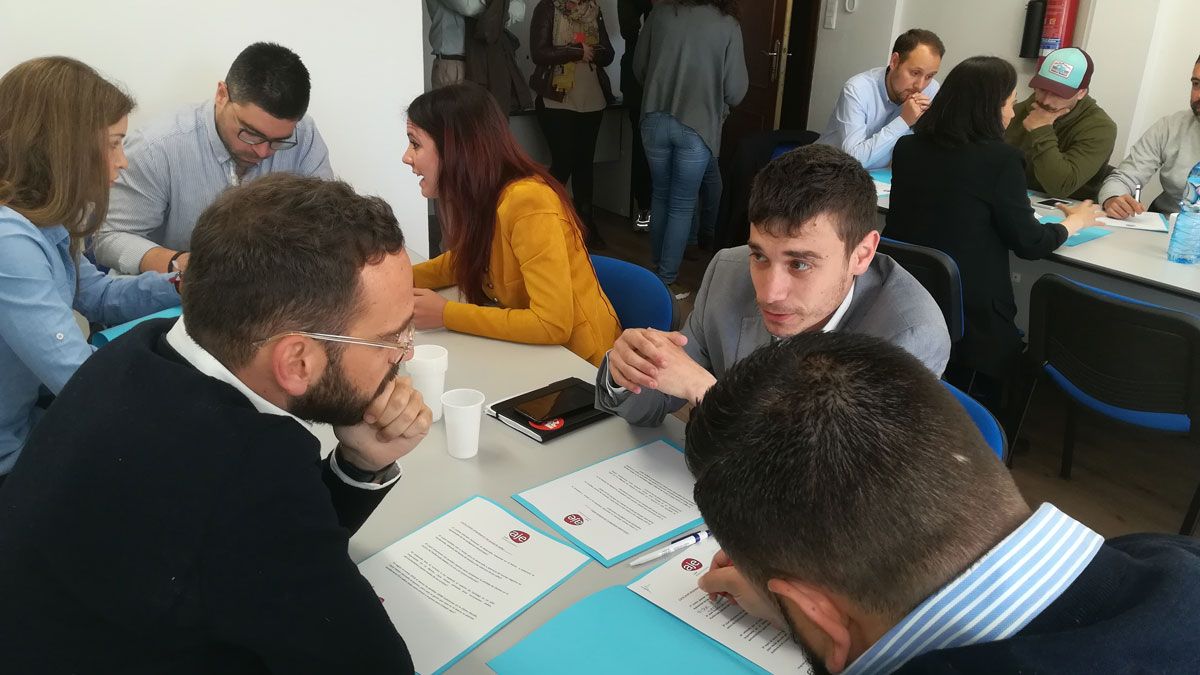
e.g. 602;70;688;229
719;0;793;162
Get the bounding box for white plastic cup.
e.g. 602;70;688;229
405;345;448;421
441;388;485;460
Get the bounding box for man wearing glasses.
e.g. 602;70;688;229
95;42;334;275
0;175;425;672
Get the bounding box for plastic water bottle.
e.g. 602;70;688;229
1167;160;1200;264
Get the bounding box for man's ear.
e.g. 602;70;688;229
848;229;879;276
769;578;855;673
215;81;229;106
269;336;324;397
888;51;901;71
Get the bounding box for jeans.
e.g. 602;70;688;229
641;112;712;284
690;156;721;246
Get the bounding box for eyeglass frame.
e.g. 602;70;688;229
230;106;298;151
254;324;416;361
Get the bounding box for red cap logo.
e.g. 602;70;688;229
563;513;585;526
508;530;530;544
529;418;565;432
681;558;704;572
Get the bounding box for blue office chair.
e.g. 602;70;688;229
878;238;964;343
589;255;675;331
943;380;1007;461
1017;274;1200;536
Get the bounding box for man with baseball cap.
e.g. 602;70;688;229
1004;47;1116;200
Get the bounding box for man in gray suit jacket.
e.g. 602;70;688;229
597;145;950;427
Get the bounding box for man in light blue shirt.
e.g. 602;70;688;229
94;42;334;275
426;0;526;88
817;28;943;170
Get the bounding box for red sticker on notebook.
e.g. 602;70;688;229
529;418;565;432
508;530;531;544
681;558;704;572
563;513;585;526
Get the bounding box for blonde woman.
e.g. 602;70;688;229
0;57;180;484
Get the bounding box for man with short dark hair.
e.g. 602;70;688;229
1004;47;1117;200
817;28;944;170
95;42;334;275
689;332;1200;674
0;174;424;673
595;144;949;427
1100;54;1200;218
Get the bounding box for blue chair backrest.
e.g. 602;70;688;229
590;255;674;331
1028;274;1200;436
942;380;1007;460
879;238;964;343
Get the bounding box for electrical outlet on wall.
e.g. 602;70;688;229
823;0;838;29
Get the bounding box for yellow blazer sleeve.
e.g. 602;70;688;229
412;251;456;289
442;211;574;344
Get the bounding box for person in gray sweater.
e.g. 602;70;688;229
596;145;950;428
632;0;748;297
1100;54;1200;218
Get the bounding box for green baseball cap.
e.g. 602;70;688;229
1030;47;1094;98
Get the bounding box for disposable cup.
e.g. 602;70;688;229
441;388;485;459
405;345;448;421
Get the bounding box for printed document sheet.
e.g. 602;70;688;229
358;496;588;674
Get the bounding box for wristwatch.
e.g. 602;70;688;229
335;444;400;484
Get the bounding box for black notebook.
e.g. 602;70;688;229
486;377;612;443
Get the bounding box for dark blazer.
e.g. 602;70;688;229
464;0;533;113
529;0;615;104
898;534;1200;673
885;136;1068;377
0;320;413;674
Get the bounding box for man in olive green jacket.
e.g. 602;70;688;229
1004;47;1116;200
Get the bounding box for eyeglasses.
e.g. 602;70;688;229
237;127;298;151
255;324;416;361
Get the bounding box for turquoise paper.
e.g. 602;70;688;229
91;306;182;346
487;586;766;675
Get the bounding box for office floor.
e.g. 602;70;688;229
595;208;1199;539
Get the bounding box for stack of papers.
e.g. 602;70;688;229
358;497;588;674
1096;212;1169;233
513;440;703;566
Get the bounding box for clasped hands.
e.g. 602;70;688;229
608;328;716;404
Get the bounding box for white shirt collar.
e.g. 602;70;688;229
165;317;318;439
823;280;856;333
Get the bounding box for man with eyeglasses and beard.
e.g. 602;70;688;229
95;42;334;276
0;175;425;673
685;332;1200;674
1100;53;1200;219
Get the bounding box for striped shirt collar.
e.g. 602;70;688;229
844;503;1104;675
201;101;233;167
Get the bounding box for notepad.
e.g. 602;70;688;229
1064;226;1112;247
358;496;589;675
513;439;703;566
869;168;893;185
1097;212;1170;233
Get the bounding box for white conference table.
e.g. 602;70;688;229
324;327;687;673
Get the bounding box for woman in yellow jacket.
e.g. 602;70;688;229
404;83;621;366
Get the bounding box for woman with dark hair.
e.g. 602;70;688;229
885;56;1099;408
404;83;621;366
0;57;180;484
634;0;747;298
529;0;615;249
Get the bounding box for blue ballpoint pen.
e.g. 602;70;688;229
628;530;713;567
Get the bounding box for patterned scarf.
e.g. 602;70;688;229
550;0;600;95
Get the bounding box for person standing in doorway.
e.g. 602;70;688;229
634;0;747;299
530;0;616;250
426;0;527;89
619;0;653;232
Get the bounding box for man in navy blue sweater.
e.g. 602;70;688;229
0;175;427;673
687;332;1200;674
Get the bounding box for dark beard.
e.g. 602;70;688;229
1192;101;1200;117
291;356;400;426
776;594;834;675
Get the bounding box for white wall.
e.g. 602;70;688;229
0;0;431;256
807;0;901;130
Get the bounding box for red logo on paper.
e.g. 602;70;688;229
681;558;704;572
508;530;531;544
563;513;585;526
529;418;565;432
